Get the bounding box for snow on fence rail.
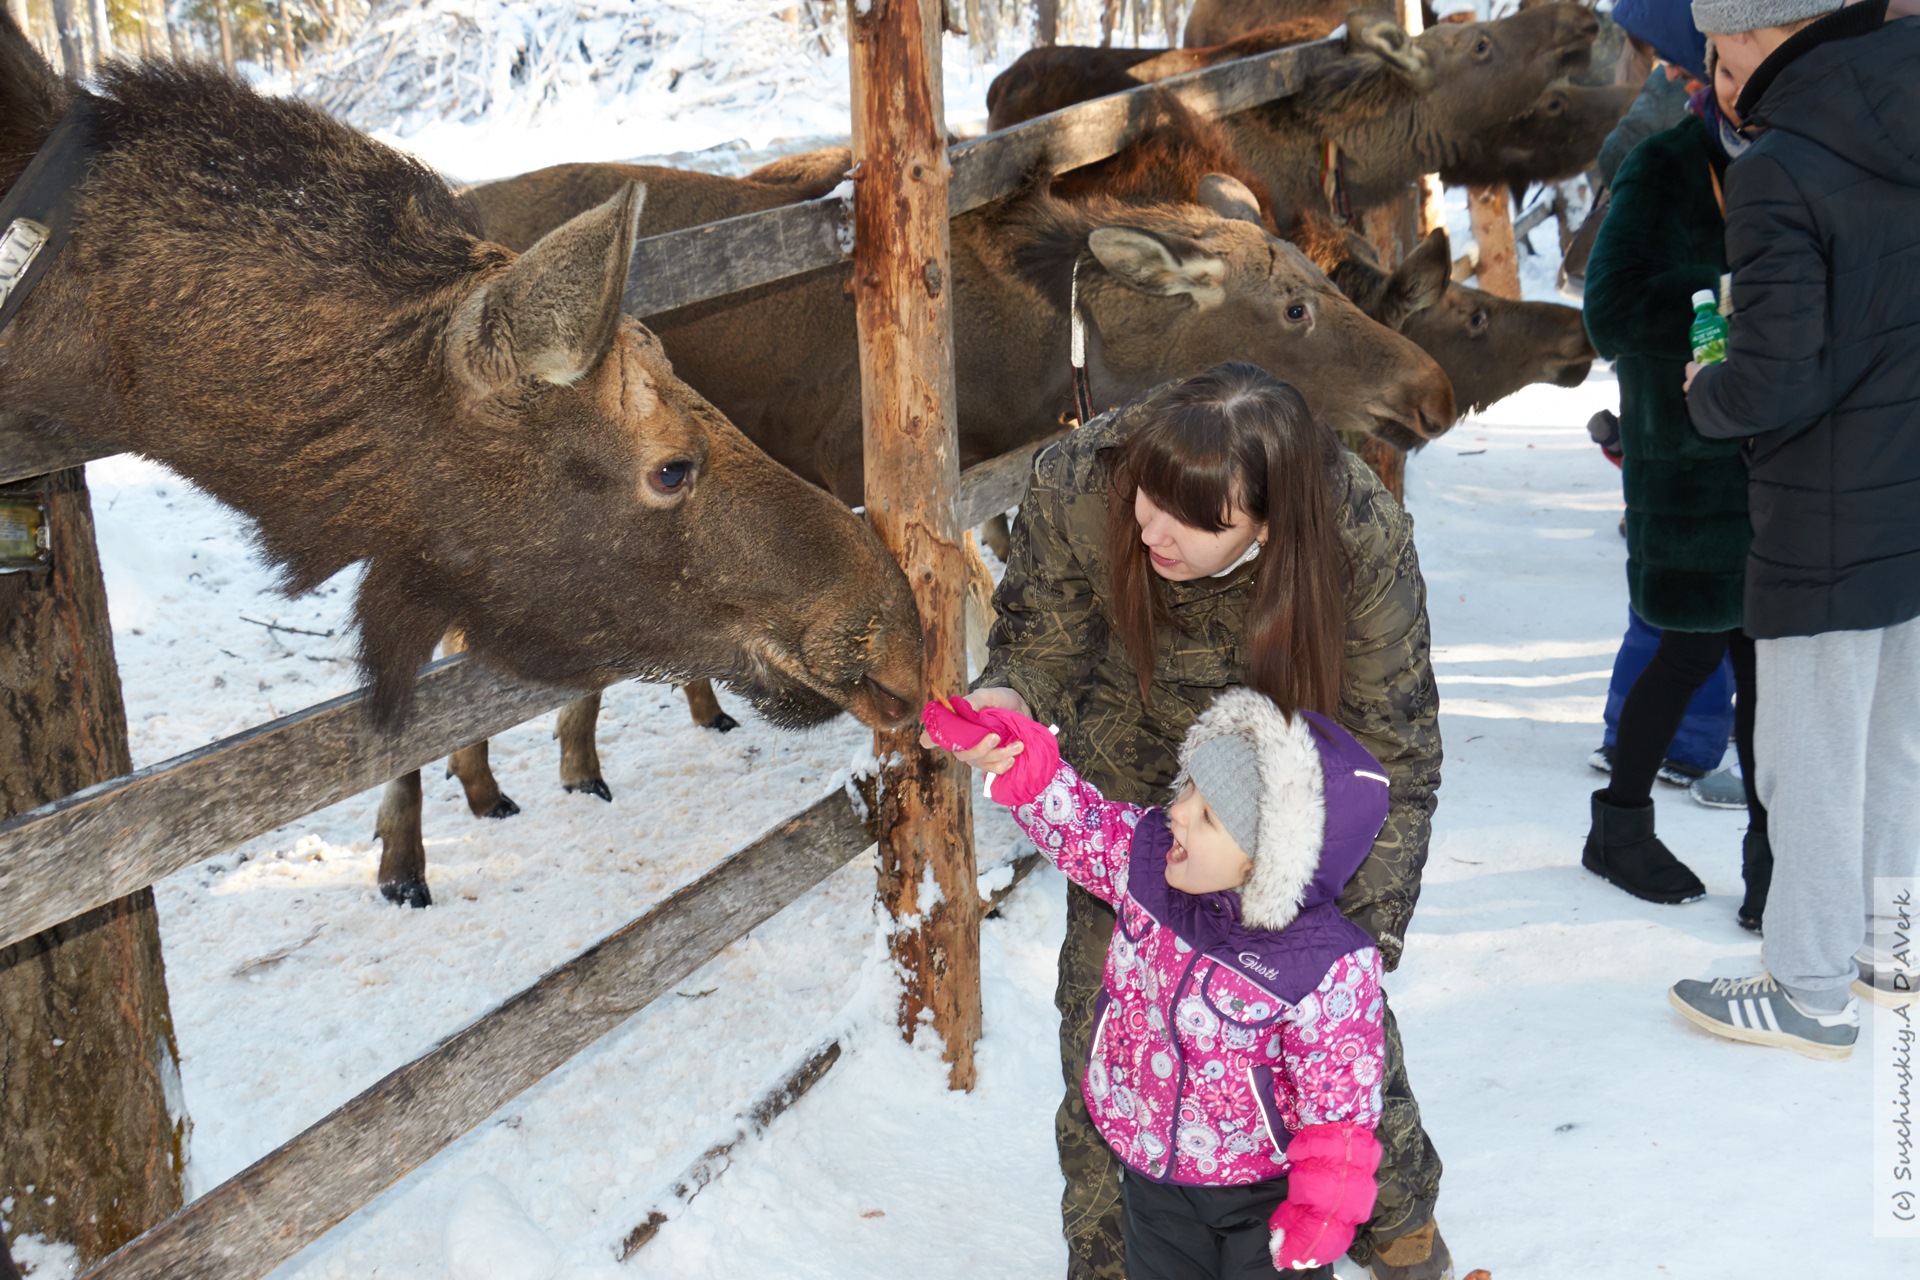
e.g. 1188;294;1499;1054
0;34;1333;1279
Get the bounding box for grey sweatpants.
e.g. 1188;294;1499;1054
1755;613;1920;1009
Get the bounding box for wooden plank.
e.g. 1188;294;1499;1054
616;1038;844;1259
849;0;981;1092
956;429;1065;529
624;196;851;319
948;39;1323;217
0;411;116;487
77;790;873;1280
0;654;577;952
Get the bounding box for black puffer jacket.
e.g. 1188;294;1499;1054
1686;1;1920;639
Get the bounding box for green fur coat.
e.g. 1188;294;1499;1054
1584;116;1750;633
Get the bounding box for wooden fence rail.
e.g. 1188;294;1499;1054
0;436;1054;952
77;790;872;1280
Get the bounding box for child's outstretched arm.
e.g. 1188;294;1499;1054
922;697;1143;906
1267;949;1387;1272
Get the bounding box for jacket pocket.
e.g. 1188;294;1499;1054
1248;1064;1290;1161
1199;962;1284;1029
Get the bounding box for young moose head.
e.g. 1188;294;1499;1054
0;43;921;730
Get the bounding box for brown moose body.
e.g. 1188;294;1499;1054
0;19;923;906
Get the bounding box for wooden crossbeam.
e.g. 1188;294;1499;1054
76;790;872;1280
0;654;576;952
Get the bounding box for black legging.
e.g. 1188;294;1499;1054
1605;627;1766;831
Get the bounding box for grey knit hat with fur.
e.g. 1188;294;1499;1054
1690;0;1841;35
1183;733;1263;860
1172;688;1332;930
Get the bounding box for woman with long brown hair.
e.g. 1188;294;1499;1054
956;363;1451;1280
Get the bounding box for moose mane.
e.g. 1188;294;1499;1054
1052;94;1279;225
84;60;488;294
0;10;69;189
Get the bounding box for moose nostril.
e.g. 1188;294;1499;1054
863;674;913;726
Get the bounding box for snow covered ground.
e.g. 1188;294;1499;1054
11;13;1919;1280
72;368;1920;1280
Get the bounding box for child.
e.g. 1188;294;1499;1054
925;687;1390;1279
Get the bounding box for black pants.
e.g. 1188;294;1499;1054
1607;627;1766;829
1120;1169;1332;1280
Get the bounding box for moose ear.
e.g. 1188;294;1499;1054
1379;227;1451;329
1347;17;1431;85
1196;174;1265;226
1087;227;1228;308
448;182;646;393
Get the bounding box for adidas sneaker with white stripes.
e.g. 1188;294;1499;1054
1668;972;1859;1060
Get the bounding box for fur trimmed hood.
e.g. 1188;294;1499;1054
1174;690;1390;931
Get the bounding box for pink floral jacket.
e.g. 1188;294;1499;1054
1012;762;1386;1186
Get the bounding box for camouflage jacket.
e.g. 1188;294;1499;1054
977;398;1441;971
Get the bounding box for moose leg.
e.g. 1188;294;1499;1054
439;627;520;819
558;693;614;801
374;770;432;909
979;513;1013;563
677;680;739;733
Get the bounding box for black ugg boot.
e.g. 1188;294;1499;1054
1581;790;1706;904
1738;828;1772;933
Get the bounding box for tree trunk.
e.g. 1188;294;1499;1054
47;0;85;78
87;0;110;64
0;469;188;1266
1035;0;1059;46
215;2;234;73
848;0;981;1092
277;1;298;74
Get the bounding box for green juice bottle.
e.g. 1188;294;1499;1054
1690;288;1728;365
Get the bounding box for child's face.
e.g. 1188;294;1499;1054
1165;784;1255;897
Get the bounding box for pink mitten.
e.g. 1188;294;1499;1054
920;697;1061;807
1268;1123;1382;1271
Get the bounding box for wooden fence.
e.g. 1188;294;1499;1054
0;30;1350;1280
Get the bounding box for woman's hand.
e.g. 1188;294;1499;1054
921;686;1031;776
1684;360;1703;392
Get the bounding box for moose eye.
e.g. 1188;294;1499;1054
649;460;694;494
1284;303;1309;323
1472;36;1492;57
1468;309;1491;335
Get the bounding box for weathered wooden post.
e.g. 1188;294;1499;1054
0;468;188;1264
1467;184;1522;300
847;0;982;1090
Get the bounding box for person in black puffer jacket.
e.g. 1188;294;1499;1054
1668;0;1920;1060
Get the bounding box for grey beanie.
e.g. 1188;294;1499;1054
1184;732;1263;858
1690;0;1841;35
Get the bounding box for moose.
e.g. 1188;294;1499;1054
988;4;1600;225
0;17;926;907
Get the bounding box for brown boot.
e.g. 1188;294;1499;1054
1367;1220;1456;1280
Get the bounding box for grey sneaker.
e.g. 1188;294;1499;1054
1669;972;1859;1060
1656;757;1710;787
1587;744;1614;774
1689;768;1746;810
1853;949;1915;1008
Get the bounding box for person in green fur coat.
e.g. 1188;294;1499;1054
1579;53;1770;929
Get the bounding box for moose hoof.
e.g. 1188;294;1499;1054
704;711;741;733
566;778;614;803
483;795;521;820
380;877;433;909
